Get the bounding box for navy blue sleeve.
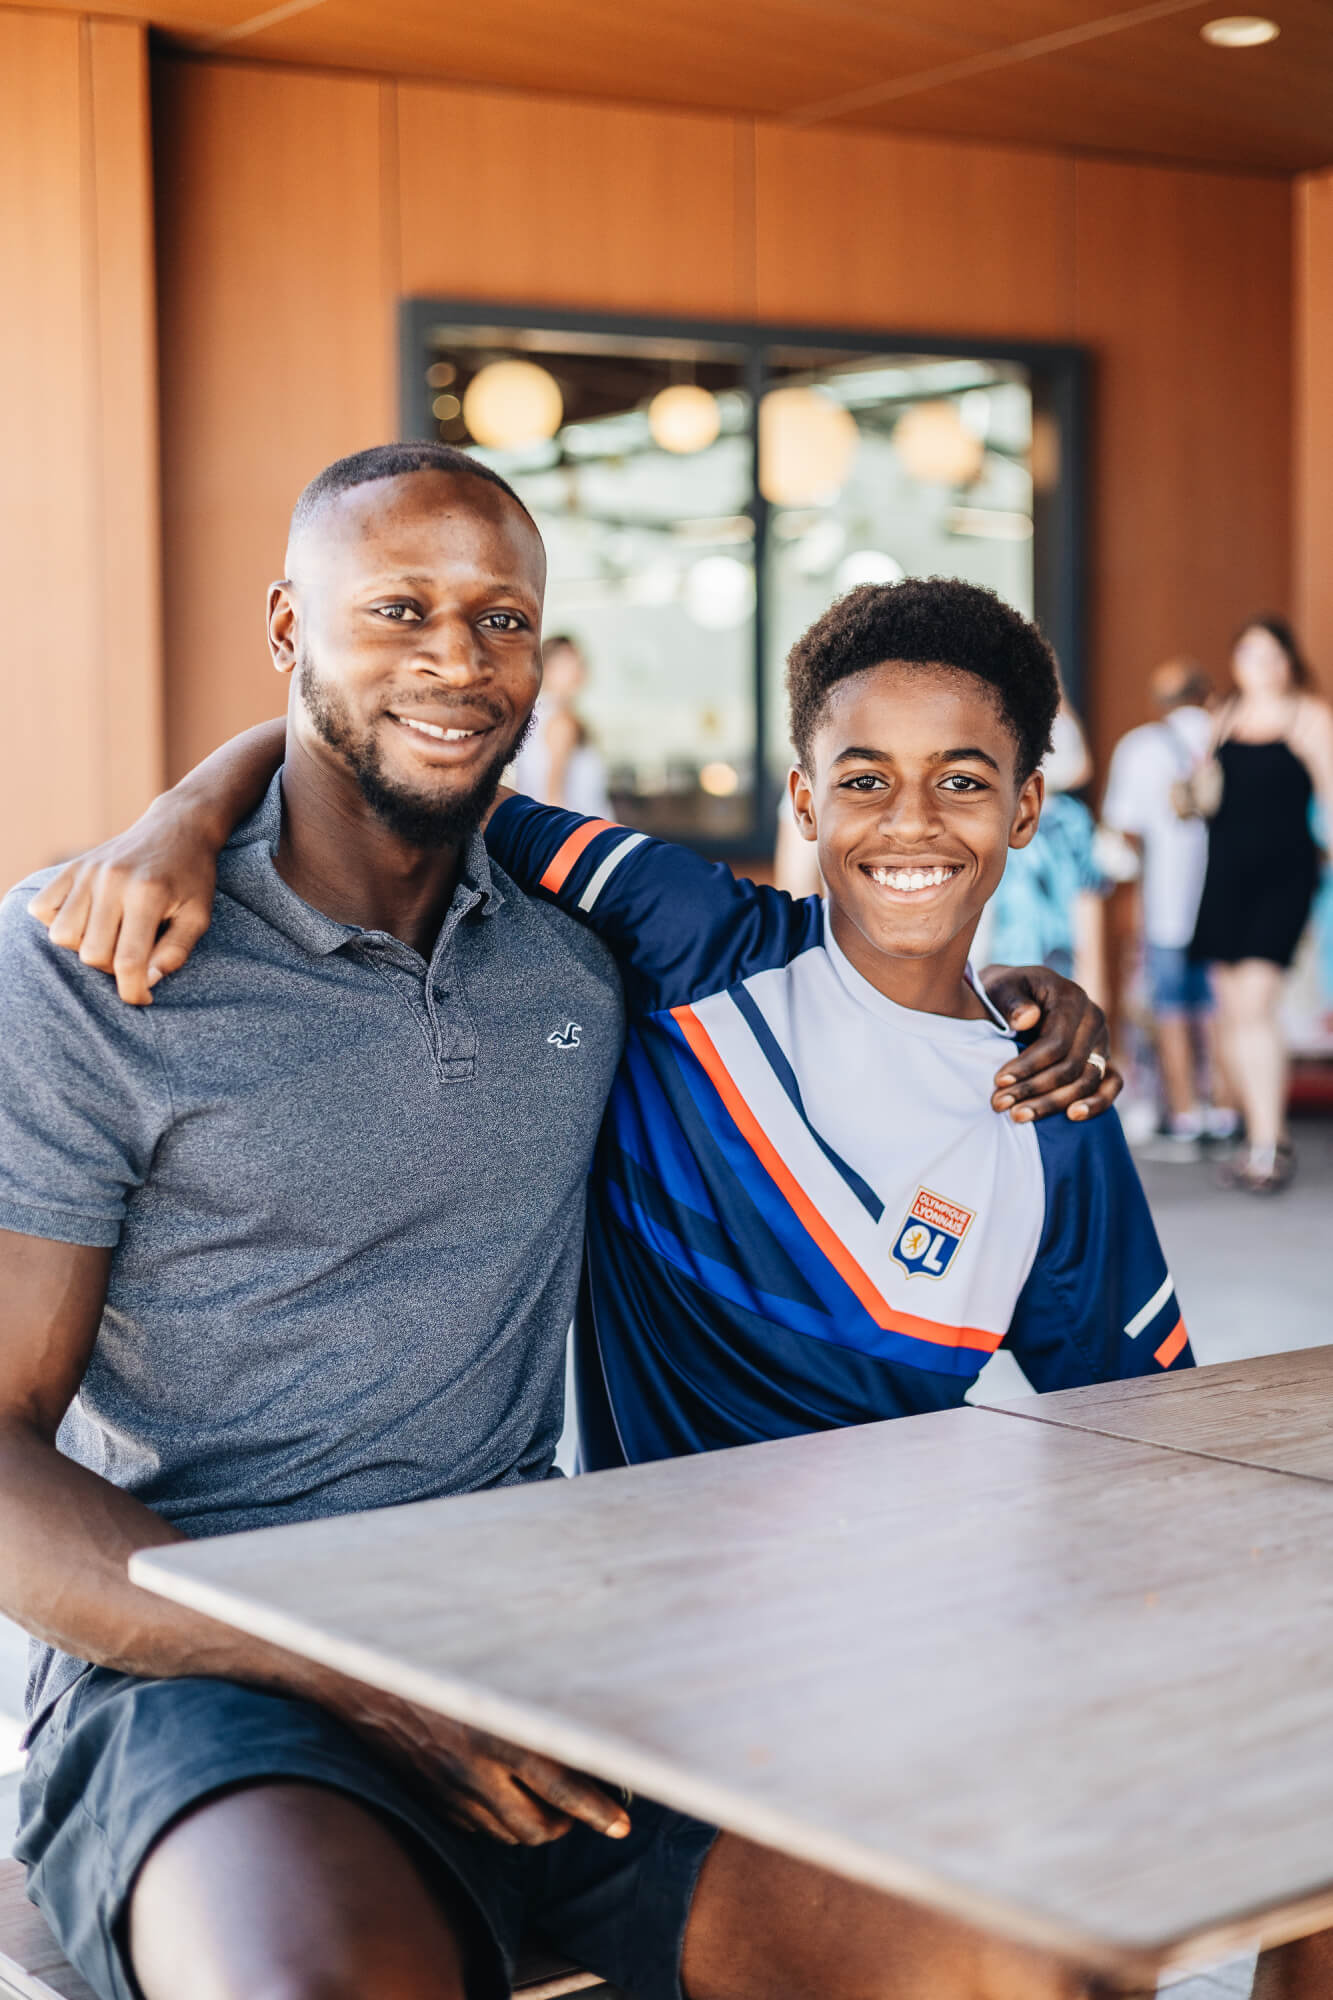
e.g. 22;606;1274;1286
1004;1111;1194;1390
486;795;822;1014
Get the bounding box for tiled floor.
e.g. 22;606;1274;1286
3;1118;1330;1997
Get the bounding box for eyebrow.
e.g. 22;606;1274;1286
362;571;538;599
830;744;1003;773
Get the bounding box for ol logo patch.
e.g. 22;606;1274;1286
892;1186;976;1280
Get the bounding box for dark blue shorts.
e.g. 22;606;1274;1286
16;1668;718;2000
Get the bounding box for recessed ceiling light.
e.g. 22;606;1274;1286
1200;15;1280;46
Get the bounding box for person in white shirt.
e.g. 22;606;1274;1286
1101;658;1236;1145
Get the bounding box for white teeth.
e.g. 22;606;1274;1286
398;716;477;742
868;864;958;892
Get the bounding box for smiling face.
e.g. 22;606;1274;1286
269;468;546;848
791;661;1043;1012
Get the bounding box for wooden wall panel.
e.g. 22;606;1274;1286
88;21;164;829
153;57;1296;794
753;125;1076;338
397;84;750;319
0;11;160;892
155;60;394;777
1072;161;1293;760
0;10;94;889
1294;171;1333;685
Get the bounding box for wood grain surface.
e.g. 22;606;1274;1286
976;1348;1333;1482
0;1862;98;2000
132;1408;1333;1981
1296;168;1333;686
153;58;395;780
397;83;750;319
19;0;1333;172
147;52;1296;785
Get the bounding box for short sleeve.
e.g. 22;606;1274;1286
0;884;171;1246
486;796;822;1014
1004;1111;1192;1391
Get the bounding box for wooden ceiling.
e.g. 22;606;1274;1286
10;0;1333;171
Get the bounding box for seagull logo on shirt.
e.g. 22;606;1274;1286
892;1187;976;1280
547;1021;583;1051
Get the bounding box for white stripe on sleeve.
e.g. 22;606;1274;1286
1124;1272;1174;1340
578;832;648;913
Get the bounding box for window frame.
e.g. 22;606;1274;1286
400;298;1087;856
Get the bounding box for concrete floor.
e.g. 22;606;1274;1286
3;1118;1331;1997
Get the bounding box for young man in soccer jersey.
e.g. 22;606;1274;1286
486;578;1192;1467
31;476;1188;1474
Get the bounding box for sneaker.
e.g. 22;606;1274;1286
1204;1106;1242;1143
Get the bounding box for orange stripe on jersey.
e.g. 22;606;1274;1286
539;819;620;894
671;1004;1002;1356
1154;1316;1188;1368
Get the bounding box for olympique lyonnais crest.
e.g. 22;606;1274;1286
892;1187;976;1280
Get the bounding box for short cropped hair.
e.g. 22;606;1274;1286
289;442;535;544
787;577;1060;780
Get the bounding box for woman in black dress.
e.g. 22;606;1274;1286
1191;617;1333;1191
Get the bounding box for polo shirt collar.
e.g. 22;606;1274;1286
218;771;504;960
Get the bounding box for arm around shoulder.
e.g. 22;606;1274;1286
487;794;820;1011
28;716;286;1005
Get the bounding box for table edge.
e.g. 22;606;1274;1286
129;1547;1333;1979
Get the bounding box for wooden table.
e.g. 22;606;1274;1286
131;1404;1333;1994
975;1346;1333;1483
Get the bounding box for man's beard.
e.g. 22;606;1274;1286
298;654;530;849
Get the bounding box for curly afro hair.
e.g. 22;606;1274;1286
786;577;1060;781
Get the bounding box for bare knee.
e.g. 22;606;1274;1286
128;1780;468;2000
1223;960;1283;1025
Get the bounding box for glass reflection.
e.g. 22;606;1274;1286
761;350;1034;802
424;324;754;843
418;322;1038;851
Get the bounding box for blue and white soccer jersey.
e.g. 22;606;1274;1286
487;797;1193;1470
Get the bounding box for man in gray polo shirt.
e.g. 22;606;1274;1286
0;444;1115;2000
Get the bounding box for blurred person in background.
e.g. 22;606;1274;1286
509;633;612;818
983;696;1108;1004
1101;658;1237;1151
1189;617;1333;1192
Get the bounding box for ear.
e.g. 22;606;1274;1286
789;765;818;844
1008;768;1044;851
267;581;299;678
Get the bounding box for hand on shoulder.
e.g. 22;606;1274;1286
26;800;218;1006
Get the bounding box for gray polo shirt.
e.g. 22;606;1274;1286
0;776;623;1719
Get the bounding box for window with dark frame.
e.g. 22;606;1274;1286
401;303;1084;856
